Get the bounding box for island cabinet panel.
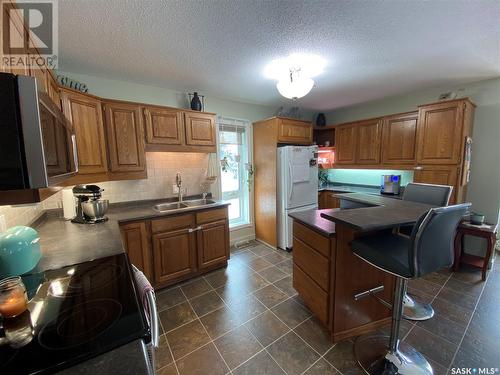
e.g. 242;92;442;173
381;112;418;165
416;100;464;165
332;225;394;341
335;124;357;164
293;238;329;290
356;119;382;164
120;221;153;282
61;90;109;174
197;219;229;270
184;112;216;147
153;227;197;285
104;102;146;173
143;106;184;145
277;118;313;144
318;192;340;209
293;264;329;325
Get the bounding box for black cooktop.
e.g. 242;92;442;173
0;253;149;374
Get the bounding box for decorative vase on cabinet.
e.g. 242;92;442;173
190;92;202;111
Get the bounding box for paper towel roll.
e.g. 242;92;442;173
62;188;76;220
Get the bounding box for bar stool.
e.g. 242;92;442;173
400;182;453;321
351;203;470;374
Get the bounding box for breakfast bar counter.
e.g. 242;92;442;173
289;193;434;342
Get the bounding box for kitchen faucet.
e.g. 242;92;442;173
175;172;183;203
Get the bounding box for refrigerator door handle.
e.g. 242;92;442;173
288;162;293;202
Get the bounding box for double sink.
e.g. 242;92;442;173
153;198;218;213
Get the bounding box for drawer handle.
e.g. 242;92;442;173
188;226;202;233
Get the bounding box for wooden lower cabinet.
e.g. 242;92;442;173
318;191;340;209
119;206;230;288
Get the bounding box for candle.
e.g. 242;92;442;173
0;277;28;318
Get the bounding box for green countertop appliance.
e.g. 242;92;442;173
0;226;41;278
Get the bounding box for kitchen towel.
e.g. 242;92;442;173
132;265;155;325
206;153;219;182
62;188;76;220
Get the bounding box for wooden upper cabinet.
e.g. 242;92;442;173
416;100;465;165
104;102;146;173
356;119;382;164
184;112;216;147
414;165;459;204
143;106;184;145
381;112;418;165
120;221;152;282
47;74;61;109
277;118;313;144
335;124;357;164
61;89;108;174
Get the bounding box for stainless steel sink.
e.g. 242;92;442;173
153;199;217;213
153;202;189;212
183;199;217;207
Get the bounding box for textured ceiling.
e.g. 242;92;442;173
58;0;500;111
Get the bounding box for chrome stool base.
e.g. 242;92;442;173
403;294;434;321
354;334;433;375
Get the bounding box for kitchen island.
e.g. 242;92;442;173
289;193;433;342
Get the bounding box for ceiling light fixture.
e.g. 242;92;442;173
265;54;326;100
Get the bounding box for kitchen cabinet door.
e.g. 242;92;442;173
277;118;313;144
104;102;146;172
414;165;459;203
356;119;382;164
381;112;418;165
143;106;184;145
61;90;109;174
184;112;216;147
335;124;357;164
324;192;340;209
197;219;229;270
153;228;197;285
120;221;153;282
416;101;464;165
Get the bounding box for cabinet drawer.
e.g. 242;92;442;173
293;238;329;291
151;214;195;233
293;222;330;257
293;264;329;325
196;207;228;224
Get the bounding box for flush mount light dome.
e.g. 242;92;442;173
264;53;325;99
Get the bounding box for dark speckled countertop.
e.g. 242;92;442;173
318;183;403;199
34;197;229;271
288;209;337;237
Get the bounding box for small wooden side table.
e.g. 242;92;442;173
454;220;498;281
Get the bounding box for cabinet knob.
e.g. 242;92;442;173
414;166;423;170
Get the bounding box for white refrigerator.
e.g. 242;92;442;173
277;145;318;251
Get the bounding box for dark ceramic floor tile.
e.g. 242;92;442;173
377;319;414;339
227;295;267;323
324;340;359;373
262;252;288;265
233;350;285;375
421;271;450;286
166;319;211;360
155;334;174;370
451;267;485;284
156;287;186;311
452;333;500;369
231;250;258;264
304;358;339;375
176;343;229;375
408;278;442;297
275;259;293;275
445;277;484;298
199;306;241;339
294;317;334;355
244;311;290;347
417;314;466;345
273;275;297;296
156;363;177;375
406;287;435;304
246;272;271;291
189;290;225;317
214;325;262;369
404;325;457;368
204;263;249;288
258;266;287;283
180;278;213;299
271;298;312;328
250;245;275;257
248;257;274;271
267;331;320;375
436;286;478;311
252;284;289;309
468;310;500;340
160;301;197;332
427;358;448;375
431;297;472;327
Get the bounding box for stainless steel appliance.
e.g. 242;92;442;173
0;73;78;191
380;175;401;195
71;184;109;224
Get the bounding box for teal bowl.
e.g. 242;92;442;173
0;226;41;278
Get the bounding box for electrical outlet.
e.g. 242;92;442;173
173;185;179;194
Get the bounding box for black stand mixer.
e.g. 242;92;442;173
71;185;109;224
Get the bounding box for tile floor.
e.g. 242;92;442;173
153;241;500;375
